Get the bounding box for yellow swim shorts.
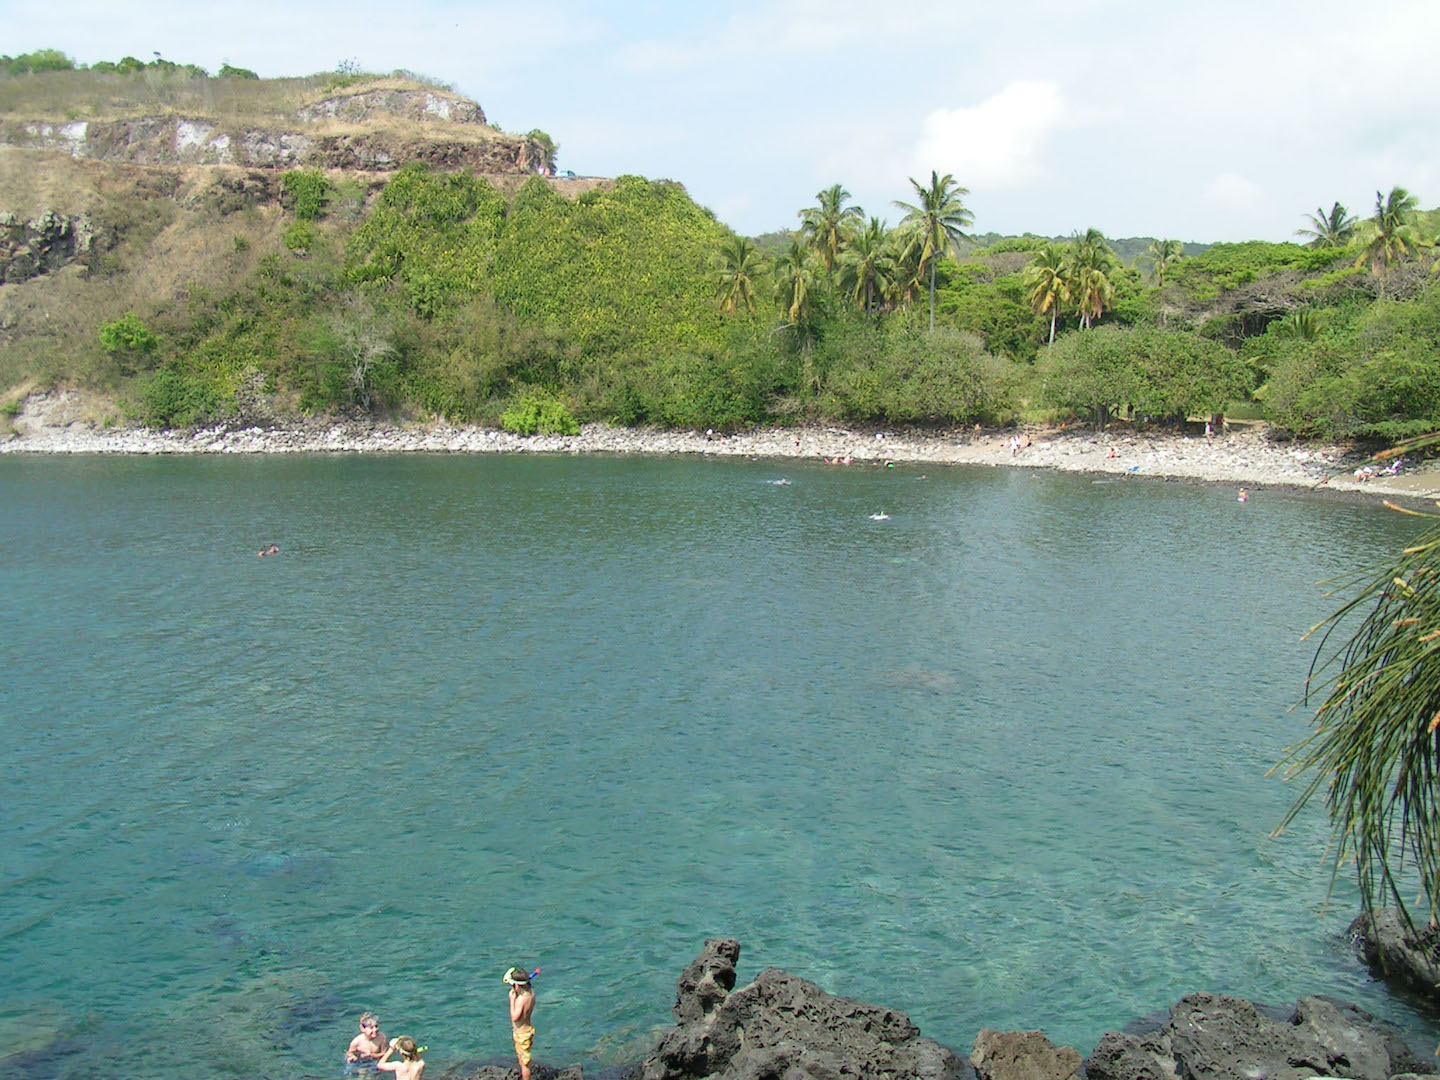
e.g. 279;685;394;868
512;1023;534;1066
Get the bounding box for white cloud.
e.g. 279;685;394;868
907;81;1082;190
1202;173;1265;216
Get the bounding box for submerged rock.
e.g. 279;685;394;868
642;938;964;1080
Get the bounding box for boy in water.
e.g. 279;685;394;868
376;1035;425;1080
504;967;536;1080
346;1013;389;1064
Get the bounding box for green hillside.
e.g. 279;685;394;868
3;49;1440;442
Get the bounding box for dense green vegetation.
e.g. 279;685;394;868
3;56;1439;439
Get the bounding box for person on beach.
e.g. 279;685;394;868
505;966;536;1080
346;1013;389;1063
376;1035;425;1080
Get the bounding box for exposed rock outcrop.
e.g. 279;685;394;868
0;208;105;283
457;1066;586;1080
0;87;525;174
1349;909;1440;998
642;938;964;1080
971;1028;1082;1080
293;89;486;126
1085;992;1430;1080
2;116;523;172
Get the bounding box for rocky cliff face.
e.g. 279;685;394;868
0;208;110;284
0;88;524;173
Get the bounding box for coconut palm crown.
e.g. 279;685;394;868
799;184;865;278
893;171;973;331
1297;202;1358;249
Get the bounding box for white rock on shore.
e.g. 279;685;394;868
4;390;1438;500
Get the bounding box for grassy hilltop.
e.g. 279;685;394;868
3;50;1440;441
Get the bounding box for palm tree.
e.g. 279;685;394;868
884;227;925;308
1272;309;1324;341
773;239;814;325
1274;497;1440;931
1296;202;1358;249
1069;228;1117;330
1023;244;1070;345
1144;238;1184;287
799;184;864;279
1356;186;1422;297
894;170;973;331
714;235;765;315
838;217;894;314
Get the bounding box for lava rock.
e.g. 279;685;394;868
1086;992;1429;1080
970;1028;1081;1080
642;941;963;1080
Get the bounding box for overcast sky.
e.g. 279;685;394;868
6;0;1438;243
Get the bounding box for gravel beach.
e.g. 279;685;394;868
6;389;1440;502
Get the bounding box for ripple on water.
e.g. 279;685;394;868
0;455;1433;1080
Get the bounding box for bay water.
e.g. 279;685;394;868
1;454;1435;1080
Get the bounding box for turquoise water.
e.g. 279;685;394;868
1;454;1436;1080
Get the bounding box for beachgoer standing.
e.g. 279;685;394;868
376;1036;424;1080
346;1013;389;1063
505;967;536;1080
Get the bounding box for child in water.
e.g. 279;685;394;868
505;966;536;1080
376;1035;424;1080
346;1013;389;1063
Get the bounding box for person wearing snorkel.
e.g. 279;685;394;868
346;1013;389;1063
504;966;536;1080
376;1035;425;1080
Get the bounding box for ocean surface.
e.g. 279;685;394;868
1;453;1436;1080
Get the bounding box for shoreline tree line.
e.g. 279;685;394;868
3;51;1439;441
106;165;1437;441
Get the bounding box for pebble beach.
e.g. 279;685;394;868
6;389;1440;503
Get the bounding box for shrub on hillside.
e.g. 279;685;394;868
142;364;225;428
824;315;1018;425
1036;325;1250;426
281;170;334;222
501;390;579;435
98;312;159;375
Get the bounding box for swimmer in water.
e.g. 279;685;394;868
1238;488;1248;502
377;1036;425;1080
346;1013;389;1064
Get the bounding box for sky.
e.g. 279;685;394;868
5;0;1438;244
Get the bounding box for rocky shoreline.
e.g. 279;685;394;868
459;938;1438;1080
4;390;1439;501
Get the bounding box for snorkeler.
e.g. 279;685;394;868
376;1035;424;1080
346;1013;388;1063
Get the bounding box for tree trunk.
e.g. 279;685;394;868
1048;311;1056;345
928;258;936;332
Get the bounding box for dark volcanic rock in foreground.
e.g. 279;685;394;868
1086;992;1431;1080
641;938;964;1080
